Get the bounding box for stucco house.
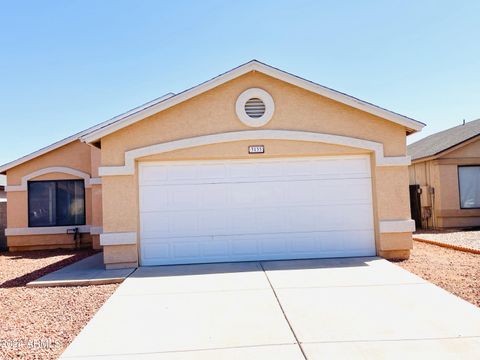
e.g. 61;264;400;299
0;60;424;268
408;119;480;229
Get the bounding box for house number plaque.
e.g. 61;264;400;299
248;145;265;154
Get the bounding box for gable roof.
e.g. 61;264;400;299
80;60;425;144
408;119;480;161
0;93;174;174
1;60;425;174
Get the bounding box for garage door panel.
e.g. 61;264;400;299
141;178;372;214
140;214;169;238
139;187;170;212
284;160;313;176
141;230;375;266
287;204;373;232
141;205;374;238
255;208;289;233
140;165;168;184
139;156;376;266
198;184;229;208
201;239;230;257
141;243;170;262
173;241;202;259
140;157;371;185
197;163;228;179
170;187;200;209
198;210;229;234
260;237;289;255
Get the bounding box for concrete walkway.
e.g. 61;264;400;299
61;257;480;359
27;253;135;287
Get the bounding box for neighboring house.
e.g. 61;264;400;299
408;119;480;229
0;60;424;268
0;175;5;199
0;175;6;251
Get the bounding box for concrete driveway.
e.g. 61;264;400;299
61;257;480;359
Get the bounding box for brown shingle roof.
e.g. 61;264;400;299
408;119;480;161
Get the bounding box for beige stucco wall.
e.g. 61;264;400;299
101;72;406;166
409;137;480;229
7;140;92;184
100;71;413;266
5;140;102;250
8;234;93;251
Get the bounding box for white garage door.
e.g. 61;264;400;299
139;156;375;266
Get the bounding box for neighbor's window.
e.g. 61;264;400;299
458;166;480;209
28;180;85;227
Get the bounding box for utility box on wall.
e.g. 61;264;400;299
420;185;431;206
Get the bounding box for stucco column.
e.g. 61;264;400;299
375;165;414;259
101;175;138;269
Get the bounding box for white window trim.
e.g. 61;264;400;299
98;130;411;176
6;167;93;192
5;225;91;236
235;88;274;127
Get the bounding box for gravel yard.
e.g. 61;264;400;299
0;250;118;360
414;230;480;251
394;241;480;308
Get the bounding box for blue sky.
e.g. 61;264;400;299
1;0;479;165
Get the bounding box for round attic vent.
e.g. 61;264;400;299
244;98;266;118
236;88;275;127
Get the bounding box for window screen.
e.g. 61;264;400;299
458;166;480;209
28;180;85;227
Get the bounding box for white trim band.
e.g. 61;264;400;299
98;130;411;176
100;232;137;246
5;225;91;236
6;167;94;192
379;219;416;233
89;226;103;235
90;177;102;185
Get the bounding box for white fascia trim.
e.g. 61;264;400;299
379;219;416;233
89;226;103;235
6;167;93;192
5;225;91;236
255;62;425;132
100;232;137;246
81;60;424;144
98;130;411;176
